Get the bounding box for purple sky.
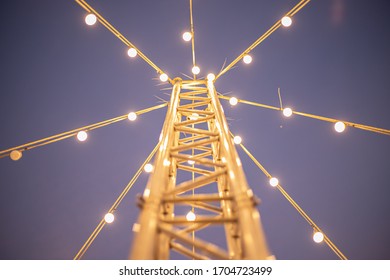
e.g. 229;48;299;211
0;0;389;260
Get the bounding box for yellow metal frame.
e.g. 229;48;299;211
130;79;271;259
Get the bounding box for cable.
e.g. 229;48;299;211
0;103;168;159
215;0;311;81
231;132;347;260
219;95;390;136
74;0;173;84
74;141;160;260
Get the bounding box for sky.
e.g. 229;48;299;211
0;0;389;260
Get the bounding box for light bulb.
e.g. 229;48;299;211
188;113;199;120
334;121;346;133
229;97;238;106
104;213;115;224
207;73;215;81
233;135;242;145
281;16;292;27
10;150;22;161
313;231;324;243
186;210;196;221
283;108;293;117
144;163;153;173
243;54;252;64
182;31;192;42
188;160;195;165
77;131;88;142
192;66;200;75
159;73;169;82
127;112;137;121
85;14;97;26
127;48;137;58
269;177;279;187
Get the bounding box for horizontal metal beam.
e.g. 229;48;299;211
161;216;237;224
163;194;233;203
170;152;225;168
159;223;229;259
164;169;227;196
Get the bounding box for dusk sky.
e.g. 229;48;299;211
0;0;389;260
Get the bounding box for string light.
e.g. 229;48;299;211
243;54;252;64
85;14;97;26
192;66;200;75
207;73;215;81
159;73;169;82
127;112;137;121
229;97;238;106
283;107;293;117
233;135;242;144
77;131;88;142
334;121;346;133
281;16;292;27
104;213;115;224
188;160;195;165
269;177;279;187
182;31;192;42
313;231;324;243
188;113;199;120
10;150;22;161
186;210;196;221
127;48;137;58
144;163;153;173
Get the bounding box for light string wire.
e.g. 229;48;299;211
0;103;167;159
215;0;311;81
230;131;347;260
74;141;160;260
219;95;390;136
75;0;173;84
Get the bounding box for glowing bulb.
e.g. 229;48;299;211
334;121;346;133
127;48;137;58
182;31;192;42
186;211;196;221
207;73;215;81
233;135;242;145
243;54;252;64
188;113;199;120
132;223;141;233
104;213;115;224
281;16;292;27
10;150;22;161
144;163;153;173
159;73;169;82
269;177;279;187
127;112;137;121
192;66;200;75
229;97;238;106
143;188;150;198
313;231;324;243
188;160;195;165
85;14;97;26
283;107;293;117
77;131;88;142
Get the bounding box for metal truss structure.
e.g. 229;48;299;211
131;79;271;259
3;0;389;261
